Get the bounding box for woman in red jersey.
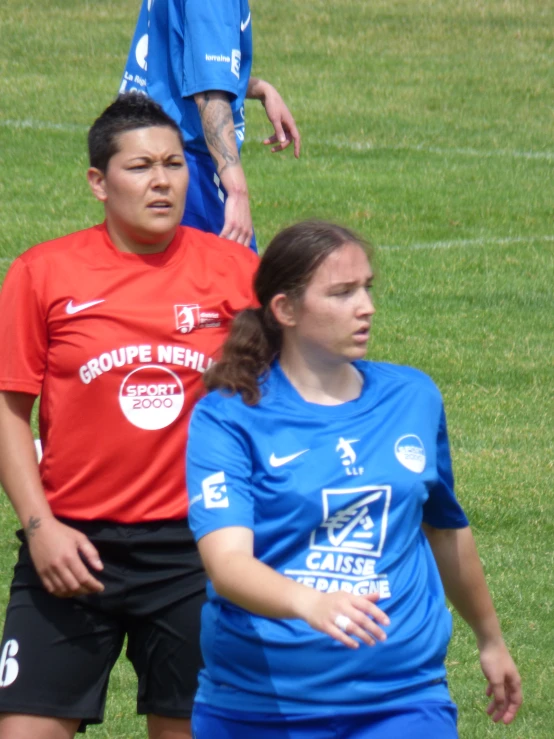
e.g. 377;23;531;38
0;93;257;739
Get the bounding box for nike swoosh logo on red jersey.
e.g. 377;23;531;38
269;449;309;467
66;299;105;315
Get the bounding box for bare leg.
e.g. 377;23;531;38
0;714;80;739
147;715;193;739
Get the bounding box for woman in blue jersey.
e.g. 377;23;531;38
186;221;522;738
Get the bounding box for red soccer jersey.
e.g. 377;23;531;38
0;224;258;522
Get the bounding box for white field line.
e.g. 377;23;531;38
0;119;88;133
379;235;554;251
329;137;554;162
1;120;553;163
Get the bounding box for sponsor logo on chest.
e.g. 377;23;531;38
174;304;221;333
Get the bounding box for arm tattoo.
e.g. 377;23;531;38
25;516;41;538
197;92;240;176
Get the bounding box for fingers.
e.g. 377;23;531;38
328;623;362;650
219;198;253;247
31;524;105;598
338;602;389;648
263;128;301;157
324;593;390;649
263;133;292;154
77;537;103;572
359;592;391;625
486;675;523;724
40;556;104;598
286;119;301;158
486;679;506;723
219;223;252;247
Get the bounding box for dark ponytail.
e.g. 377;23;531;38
204;220;369;405
204;307;281;405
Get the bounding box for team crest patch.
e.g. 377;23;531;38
175;304;200;334
174;305;222;333
310;486;391;558
394;435;426;473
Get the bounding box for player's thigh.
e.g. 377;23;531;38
127;589;205;718
0;714;80;739
0;584;125;725
147;714;192;739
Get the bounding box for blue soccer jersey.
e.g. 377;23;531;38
186;360;469;714
120;0;253;155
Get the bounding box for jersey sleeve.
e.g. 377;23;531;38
181;0;243;98
187;396;254;541
0;258;47;395
422;405;469;528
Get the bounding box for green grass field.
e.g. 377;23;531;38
0;0;552;736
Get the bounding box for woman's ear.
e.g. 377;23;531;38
87;167;108;203
269;293;297;329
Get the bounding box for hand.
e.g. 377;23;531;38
251;79;300;158
219;189;253;248
298;590;390;649
27;517;104;598
480;639;522;724
262;85;301;158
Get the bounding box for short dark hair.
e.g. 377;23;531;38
88;92;185;172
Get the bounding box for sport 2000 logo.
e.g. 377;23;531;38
119;365;185;430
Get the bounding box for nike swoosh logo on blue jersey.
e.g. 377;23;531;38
66;299;105;315
269;449;309;467
240;13;251;31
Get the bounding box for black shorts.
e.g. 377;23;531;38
0;518;206;732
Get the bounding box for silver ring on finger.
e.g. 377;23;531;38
334;614;352;631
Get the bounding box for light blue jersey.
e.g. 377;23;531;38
187;360;469;714
121;0;253;155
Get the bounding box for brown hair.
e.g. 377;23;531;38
205;220;369;404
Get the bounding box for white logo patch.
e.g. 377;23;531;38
284;486;392;599
135;33;148;71
231;49;241;78
394;435;426;473
174;305;222;333
311;486;391;557
175;304;199;334
119;365;184;430
0;639;19;687
202;471;229;508
336;437;358;466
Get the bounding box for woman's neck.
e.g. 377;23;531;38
279;352;363;406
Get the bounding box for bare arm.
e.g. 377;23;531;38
247;77;301;158
423;524;522;724
0;391;104;597
194;90;252;247
197;526;389;650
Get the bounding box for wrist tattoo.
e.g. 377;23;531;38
25;516;41;538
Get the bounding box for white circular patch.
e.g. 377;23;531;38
119;365;184;430
394;435;426;473
135;34;149;71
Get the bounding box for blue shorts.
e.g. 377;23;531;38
183;149;257;253
192;701;458;739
